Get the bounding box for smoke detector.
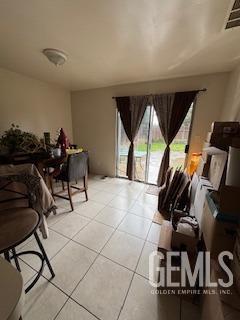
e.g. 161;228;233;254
42;48;67;66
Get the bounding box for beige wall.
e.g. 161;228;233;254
71;72;229;176
0;66;232;178
221;65;240;121
0;67;72;142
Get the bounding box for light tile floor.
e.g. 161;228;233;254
15;175;201;320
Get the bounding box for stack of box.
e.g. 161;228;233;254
199;152;240;258
194;147;228;232
195;122;240;259
206;122;240;151
201;193;238;258
193;177;214;230
201;260;240;320
157;221;198;298
197;121;240;178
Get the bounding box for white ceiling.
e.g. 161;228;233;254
0;0;239;90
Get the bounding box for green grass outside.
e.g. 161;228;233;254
136;140;185;152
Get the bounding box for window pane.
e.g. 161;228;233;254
148;109;164;184
117;114;130;178
134;106;151;181
170;104;193;169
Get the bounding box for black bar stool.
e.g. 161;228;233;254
0;207;55;293
50;152;89;211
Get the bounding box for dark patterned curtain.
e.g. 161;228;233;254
153;91;198;186
116;95;149;180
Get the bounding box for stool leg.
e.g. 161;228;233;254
34;232;55;278
4;251;10;262
83;175;88;201
12;248;21;272
67;182;74;211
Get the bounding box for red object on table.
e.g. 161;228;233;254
57;128;70;156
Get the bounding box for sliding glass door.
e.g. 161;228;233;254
116;104;194;184
116;106;151;181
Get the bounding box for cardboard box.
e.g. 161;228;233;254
158;220;172;253
196;156;211;177
206;131;213;143
201;260;240;320
232;137;240;148
201;147;227;189
210;135;236;151
193;177;214;229
219;186;240;215
205;122;240;150
226;146;240;188
201;286;224;320
211;122;240;135
157;224;199;299
203;141;211;149
158;250;197;299
171;230;198;253
201;197;237;258
208;152;228;190
202;142;211;161
158;221;199;254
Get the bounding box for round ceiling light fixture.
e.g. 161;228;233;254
42;48;67;66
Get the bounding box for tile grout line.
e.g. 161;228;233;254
53;294;102;320
21;222;155;282
50;218;155;275
116;206;155;320
65;189;150;299
21;226;103;320
51;209;131;320
117;272;135;320
23;179;159;320
20;204;105;276
68;210;124;295
50;200;158;249
21;261;102;320
49;202;152;259
21;223;156;319
19;210;96;278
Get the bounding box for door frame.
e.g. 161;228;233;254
183;101;196;168
145;106;154;184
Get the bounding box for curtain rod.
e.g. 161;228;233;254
112;88;207;99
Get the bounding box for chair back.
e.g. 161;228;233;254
67;152;88;182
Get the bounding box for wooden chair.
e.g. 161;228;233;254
51;152;88;211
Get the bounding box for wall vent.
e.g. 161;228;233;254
226;0;240;29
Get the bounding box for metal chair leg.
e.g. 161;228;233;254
83;175;88;201
12;248;21;272
34;232;55;278
67;182;74;211
4;251;10;262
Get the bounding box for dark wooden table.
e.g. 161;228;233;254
0;151;65;179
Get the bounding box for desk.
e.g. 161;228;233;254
0;257;25;320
